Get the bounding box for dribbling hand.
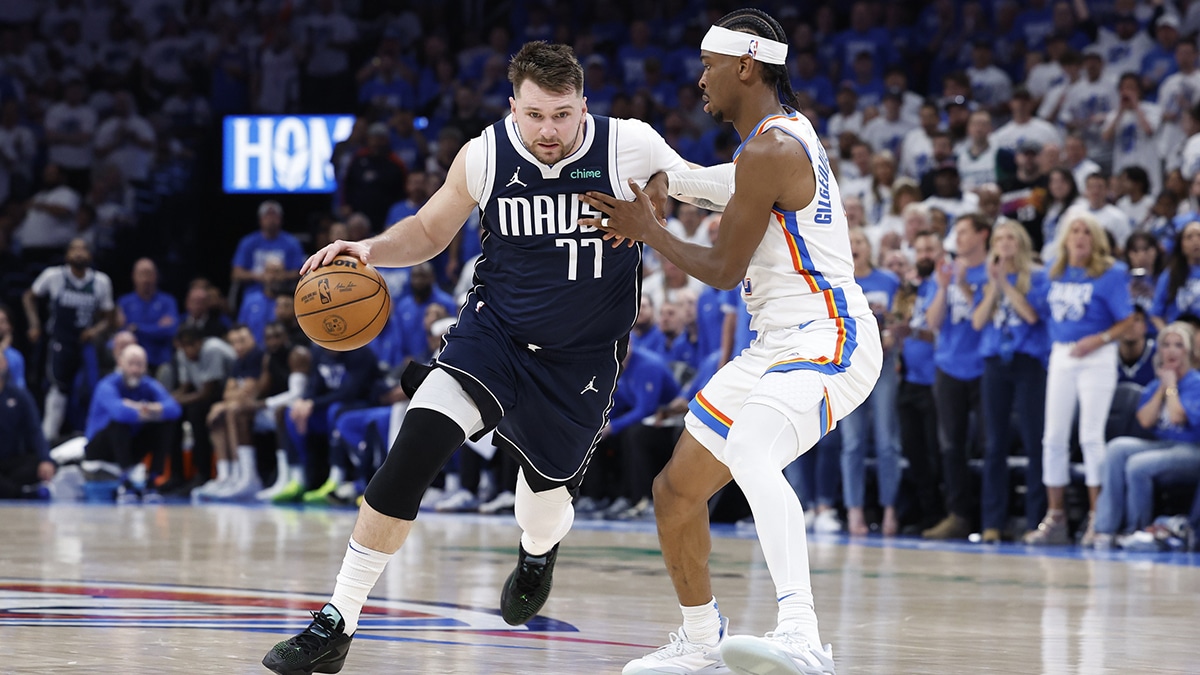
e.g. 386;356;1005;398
300;239;372;276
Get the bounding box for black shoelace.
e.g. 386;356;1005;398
292;611;338;653
514;557;548;595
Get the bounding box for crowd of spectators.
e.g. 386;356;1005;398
1;0;1199;552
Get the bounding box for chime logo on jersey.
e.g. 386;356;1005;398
0;579;577;637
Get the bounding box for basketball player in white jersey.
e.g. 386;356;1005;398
582;9;881;675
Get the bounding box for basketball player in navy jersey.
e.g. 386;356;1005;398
584;9;881;675
262;42;693;674
23;238;115;442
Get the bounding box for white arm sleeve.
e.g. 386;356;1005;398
666;163;736;212
463;129;491;204
265;372;308;413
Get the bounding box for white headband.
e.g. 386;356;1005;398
700;25;788;65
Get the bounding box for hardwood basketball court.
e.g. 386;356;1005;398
1;503;1196;674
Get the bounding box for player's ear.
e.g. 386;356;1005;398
580;96;588;116
509;96;517;116
738;54;755;82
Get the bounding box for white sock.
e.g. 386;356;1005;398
726;402;822;649
272;450;289;486
43;387;67;440
514;469;573;556
328;465;345;486
126;463;147;489
681;597;723;646
329;536;393;634
236;446;257;484
289;465;305;484
215;459;233;483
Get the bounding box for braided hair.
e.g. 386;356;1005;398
713;8;799;111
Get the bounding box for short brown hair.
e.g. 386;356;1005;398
508;41;584;97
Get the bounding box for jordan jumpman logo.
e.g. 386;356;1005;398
506;166;527;188
580;377;598;394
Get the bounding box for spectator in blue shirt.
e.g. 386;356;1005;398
0;351;51;498
616;20;664;89
605;347;680;516
1027;212;1136;546
0;304;25;389
1118;307;1157;386
657;297;699;373
695;285;731;364
1140;15;1181;97
282;344;379;504
841;229;902;536
375;263;456;368
630;295;666;355
1150;220;1200;329
84;344;181;496
231;200;307;296
834;1;897;80
790;49;835;119
237;258;291;346
1093;322;1200;548
116;258;178;370
1125;232;1164;316
971;220;1051;542
923;214;991;540
895;229;946;531
383;171;430;231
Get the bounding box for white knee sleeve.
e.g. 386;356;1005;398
514;469;574;555
408;368;486;438
740;371;827;468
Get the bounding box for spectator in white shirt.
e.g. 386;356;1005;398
1061;48;1119;170
665;202;712;248
1102;73;1163;195
900;101;942;180
1116;166;1154;227
42;75;96;193
12;163;81;259
828;83;865;154
956;110;999;191
883;67;924;123
1038;50;1083;123
1097;11;1155;81
94;91;156;184
992;86;1063;155
1064;131;1102;192
1179;102;1200;181
966;41;1013;114
861;90;917;156
0;99;37;206
295;0;358;112
1027;34;1069;101
1081;172;1135;252
1157;40;1200;173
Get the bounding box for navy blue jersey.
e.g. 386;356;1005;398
472;115;641;353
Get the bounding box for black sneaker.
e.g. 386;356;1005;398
500;543;558;626
262;603;353;675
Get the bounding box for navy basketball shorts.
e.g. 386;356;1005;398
435;304;621;493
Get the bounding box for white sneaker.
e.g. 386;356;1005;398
812;510;842;534
419;487;445;510
479;490;516;514
721;632;836;675
434;489;479;512
623;617;731;674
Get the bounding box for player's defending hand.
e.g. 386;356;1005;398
300;239;372;276
580;180;666;248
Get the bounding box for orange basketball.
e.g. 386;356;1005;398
294;255;391;351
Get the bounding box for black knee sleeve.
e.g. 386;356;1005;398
363;408;466;520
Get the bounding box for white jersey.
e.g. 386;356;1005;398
733;112;871;336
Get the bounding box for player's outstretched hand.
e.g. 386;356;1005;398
300;239;371;276
579;180;666;248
